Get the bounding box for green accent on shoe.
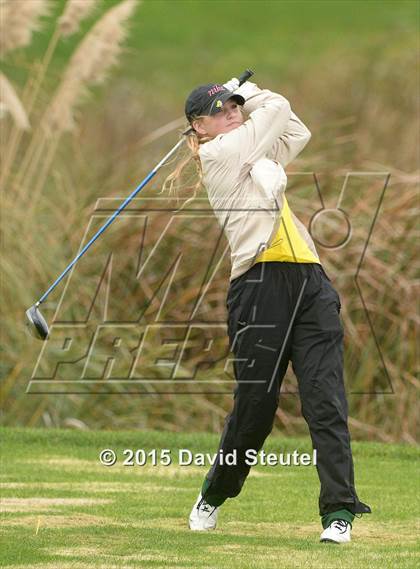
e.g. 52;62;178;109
201;478;211;494
321;508;355;530
201;478;227;508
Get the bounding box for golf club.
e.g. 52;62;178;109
25;69;254;341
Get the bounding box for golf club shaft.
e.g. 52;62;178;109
37;139;184;305
36;69;254;306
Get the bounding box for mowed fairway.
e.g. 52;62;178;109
0;428;419;568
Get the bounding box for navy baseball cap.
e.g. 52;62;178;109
185;83;245;124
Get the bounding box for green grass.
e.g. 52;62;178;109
1;427;419;568
4;0;418;110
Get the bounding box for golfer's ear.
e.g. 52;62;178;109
192;119;205;135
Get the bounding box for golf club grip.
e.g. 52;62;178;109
238;69;254;86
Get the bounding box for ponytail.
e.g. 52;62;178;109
160;121;212;203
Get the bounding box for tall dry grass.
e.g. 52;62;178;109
2;0;99;182
0;0;51;57
0;73;30;130
58;0;98;37
1;0;140;421
0;0;52;186
10;0;139;215
0;11;418;443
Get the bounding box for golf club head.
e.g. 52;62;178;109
25;305;49;341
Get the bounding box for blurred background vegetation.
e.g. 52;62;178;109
1;0;418;443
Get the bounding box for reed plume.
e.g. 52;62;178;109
12;0;139;200
0;0;51;58
0;73;30;130
18;0;140;213
58;0;98;37
1;0;100;191
44;0;140;135
0;0;51;190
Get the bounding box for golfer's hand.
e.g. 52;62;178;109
223;77;240;92
233;80;258;101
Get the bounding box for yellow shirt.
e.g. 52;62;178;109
255;195;321;265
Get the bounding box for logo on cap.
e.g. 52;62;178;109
216;100;223;108
207;85;225;97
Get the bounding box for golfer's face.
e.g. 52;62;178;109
196;99;244;137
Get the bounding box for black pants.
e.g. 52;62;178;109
203;261;369;517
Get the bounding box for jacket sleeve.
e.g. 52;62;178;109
214;81;292;166
266;110;311;167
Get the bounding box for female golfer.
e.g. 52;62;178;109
179;77;371;543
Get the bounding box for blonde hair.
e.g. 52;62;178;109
159;115;211;207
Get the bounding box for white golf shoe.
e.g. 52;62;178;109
320;519;351;543
188;492;219;531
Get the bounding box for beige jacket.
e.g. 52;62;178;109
198;81;320;281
